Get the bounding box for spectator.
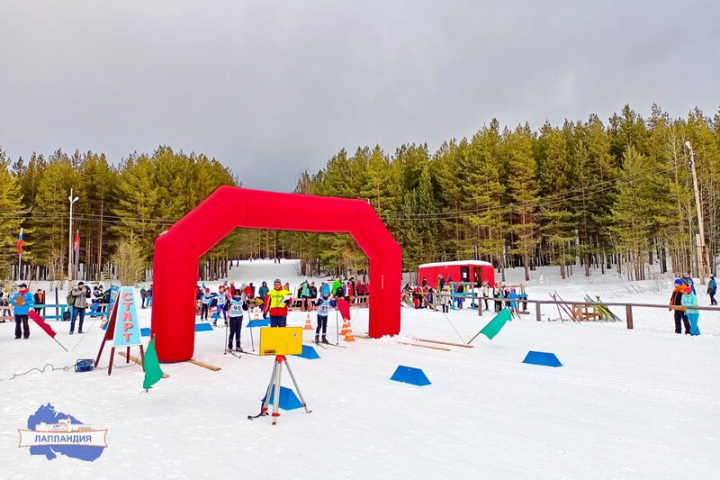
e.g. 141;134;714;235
34;288;45;316
707;275;717;306
681;285;700;336
669;279;690;335
70;281;88;335
12;283;35;339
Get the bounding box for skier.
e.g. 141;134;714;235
200;288;213;321
508;288;519;315
214;286;228;326
228;289;248;351
314;292;336;344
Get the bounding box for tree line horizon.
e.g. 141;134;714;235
1;103;718;284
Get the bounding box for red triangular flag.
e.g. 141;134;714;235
337;298;351;321
28;310;57;339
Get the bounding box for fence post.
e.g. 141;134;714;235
536;301;542;322
478;297;483;317
625;304;634;329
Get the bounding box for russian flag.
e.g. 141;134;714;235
16;228;23;255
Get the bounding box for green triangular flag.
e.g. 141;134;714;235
480;308;512;340
143;336;164;390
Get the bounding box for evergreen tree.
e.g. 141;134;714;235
536;123;576;278
0;148;26;277
504;124;540;281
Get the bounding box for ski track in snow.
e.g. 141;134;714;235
1;260;719;479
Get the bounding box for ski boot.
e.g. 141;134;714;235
314;334;319;344
321;336;329;344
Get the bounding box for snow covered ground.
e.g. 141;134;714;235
1;260;719;479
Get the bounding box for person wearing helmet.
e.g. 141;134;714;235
200;287;213;321
263;279;292;327
228;289;249;351
314;291;336;344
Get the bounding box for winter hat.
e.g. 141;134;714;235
274;279;281;284
17;283;27;289
674;279;683;286
205;288;210;293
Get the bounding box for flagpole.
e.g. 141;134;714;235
17;227;23;281
74;230;80;280
52;337;69;352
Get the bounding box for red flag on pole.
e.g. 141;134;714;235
337;298;351;321
28;311;68;351
28;311;56;338
73;230;80;255
16;228;23;255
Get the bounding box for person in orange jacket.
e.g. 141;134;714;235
669;279;690;334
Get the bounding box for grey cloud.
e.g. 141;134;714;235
1;0;718;192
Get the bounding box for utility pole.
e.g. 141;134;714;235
684;142;709;285
68;189;79;283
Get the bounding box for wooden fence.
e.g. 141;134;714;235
450;295;719;330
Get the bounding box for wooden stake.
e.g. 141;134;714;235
118;351;169;378
413;338;474;349
398;341;451;352
188;358;222;372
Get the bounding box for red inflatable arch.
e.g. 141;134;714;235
151;186;402;362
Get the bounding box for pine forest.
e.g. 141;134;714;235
2;104;719;284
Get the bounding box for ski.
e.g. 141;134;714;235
548;292;569;321
314;341;328;349
551;292;579;322
325;342;346;348
595;295;622;322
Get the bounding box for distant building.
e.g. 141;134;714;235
418;260;495;288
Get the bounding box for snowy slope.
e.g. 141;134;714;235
1;260;719;479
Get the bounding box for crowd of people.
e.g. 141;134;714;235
194;277;367;351
6;281;111;339
403;277;528;315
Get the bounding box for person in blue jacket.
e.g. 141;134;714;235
258;281;269;318
12;283;35;339
707;275;717;305
681;285;701;336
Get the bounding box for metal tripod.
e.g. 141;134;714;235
259;355;311;425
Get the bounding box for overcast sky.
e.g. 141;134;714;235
1;0;718;192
